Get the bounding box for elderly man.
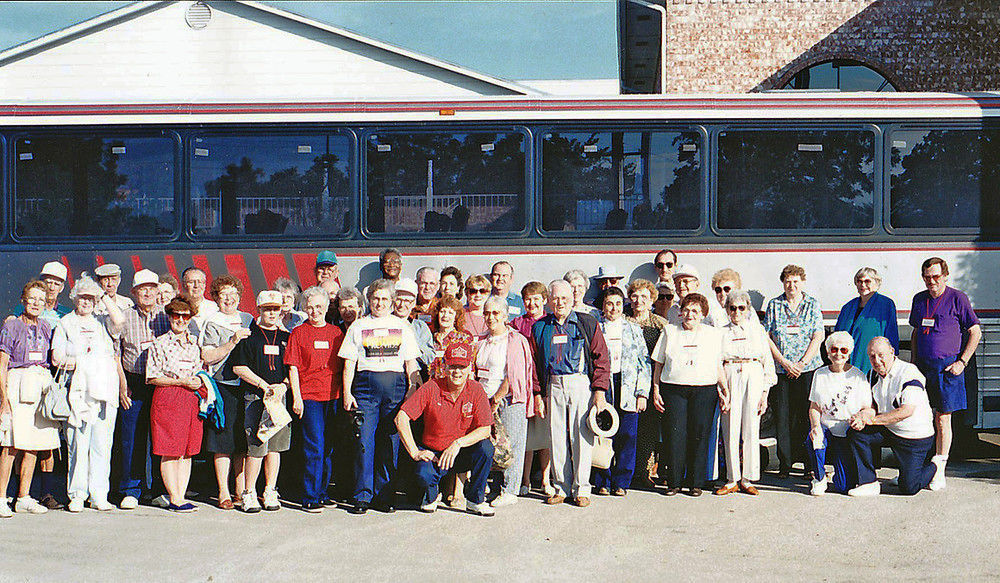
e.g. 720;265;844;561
846;337;940;496
414;267;440;322
594;265;624;292
396;342;495;516
530;280;611;507
315;250;341;296
653;249;677;285
490;261;524;319
93;263;135;315
668;264;726;327
180;266;218;338
908;257;980;489
12;261;72;328
379;248;403;282
392;278;435;377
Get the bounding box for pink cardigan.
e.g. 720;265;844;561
504;330;536;418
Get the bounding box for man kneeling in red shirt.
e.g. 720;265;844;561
396;342;495;516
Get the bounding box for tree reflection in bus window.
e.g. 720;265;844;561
14;135;175;238
541;131;701;232
365;132;525;234
189;134;351;237
717;129;874;230
890;129;1000;231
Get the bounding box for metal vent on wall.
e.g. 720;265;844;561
185;1;212;29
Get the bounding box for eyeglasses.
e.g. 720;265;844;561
830;347;851;355
467;288;489;295
727;305;747;312
168;312;192;321
655;261;674;269
714;286;733;294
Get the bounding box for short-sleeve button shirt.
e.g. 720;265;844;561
765;292;824;374
400;378;492;451
145;331;202;381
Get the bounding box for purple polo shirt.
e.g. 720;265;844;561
909;287;979;361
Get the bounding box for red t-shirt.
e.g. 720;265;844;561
284;322;345;401
401;378;492;452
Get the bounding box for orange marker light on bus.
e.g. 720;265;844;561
439;109;456;116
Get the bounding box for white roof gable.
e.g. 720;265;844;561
0;0;530;103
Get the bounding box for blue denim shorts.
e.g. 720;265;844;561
917;356;967;414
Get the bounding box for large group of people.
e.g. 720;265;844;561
0;249;980;519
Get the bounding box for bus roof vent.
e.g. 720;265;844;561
185;2;212;30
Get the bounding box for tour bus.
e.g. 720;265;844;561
0;92;998;431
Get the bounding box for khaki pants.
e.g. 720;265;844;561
548;374;594;498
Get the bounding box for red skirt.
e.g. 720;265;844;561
151;385;203;457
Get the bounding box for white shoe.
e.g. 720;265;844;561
810;477;828;497
67;497;85;513
0;499;11;518
15;496;48;514
419;500;438;513
518;485;531;497
242;490;261;513
262;489;280;511
542;484;556;497
151;494;170;509
848;481;880;497
119;495;139;510
466;500;495;517
91;499;114;512
490;492;519;508
929;455;947;491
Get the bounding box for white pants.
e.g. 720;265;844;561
722;363;766;482
548;374;594;498
67;401;118;502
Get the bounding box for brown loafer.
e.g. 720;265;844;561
688;487;702;497
714;483;739;496
739;482;759;496
573;496;591;507
544;495;566;505
663;487;681;496
611;487;627;497
218;498;234;510
594;487;610;496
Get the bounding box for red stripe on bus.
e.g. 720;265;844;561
95;255;105;266
259;254;290;288
163;255;179;285
191;255;213;283
224;254;256;315
60;256;74;288
130;255;143;272
293;254;318;289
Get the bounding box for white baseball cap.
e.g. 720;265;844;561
394;278;418;297
40;261;67;281
132;269;159;289
672;264;701;282
256;290;283;308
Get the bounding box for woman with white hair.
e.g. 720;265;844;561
51;275;127;512
563;269;599;317
274;277;306;332
834;267;899;374
716;289;776;496
806;330;872;496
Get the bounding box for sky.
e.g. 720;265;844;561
0;1;618;80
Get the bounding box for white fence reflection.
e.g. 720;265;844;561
382;193;519;232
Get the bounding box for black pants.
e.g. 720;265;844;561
659;383;718;489
769;371;814;471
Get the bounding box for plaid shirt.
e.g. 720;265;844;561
146;330;202;381
118;305;171;375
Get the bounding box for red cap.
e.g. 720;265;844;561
443;342;473;367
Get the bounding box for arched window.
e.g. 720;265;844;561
782;59;896;92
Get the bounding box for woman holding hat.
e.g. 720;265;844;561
231;290;292;513
52;275;127;512
593;287;651;497
146;295;204;512
0;281;62;516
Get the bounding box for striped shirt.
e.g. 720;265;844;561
118;305;171;375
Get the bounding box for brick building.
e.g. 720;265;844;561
624;0;1000;93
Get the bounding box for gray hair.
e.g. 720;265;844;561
825;330;855;354
415;266;439;282
379;248;402;263
69;274;103;302
867;336;894;354
854;267;882;286
336;286;364;307
549;279;572;296
724;289;752;310
563;269;588;285
366;279;395;302
483;295;509;316
300;285;330;307
273;277;301;308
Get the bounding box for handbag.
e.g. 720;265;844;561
490;409;513;471
40;365;71;423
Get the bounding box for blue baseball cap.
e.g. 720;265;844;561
316;250;338;267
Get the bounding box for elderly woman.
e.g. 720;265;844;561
765;264;825;478
716;290;777;496
626;279;669;488
564;269;599;317
807;331;871;496
593;287;651;497
0;281;63;516
439;266;464;301
199;274;253;510
339;279;420;514
834;267;899;374
158;273;179;307
668;265;726;327
51;276;126;512
286;286;345;512
463;274;491;341
653;281;675;320
429;295;474;379
147;296;204;512
512;281;554;498
651;293;726;497
274;277;306;332
712;268;760;325
334;286;364;331
474;296;534;508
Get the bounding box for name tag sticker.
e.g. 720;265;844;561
313;340;330;350
784;325;801;335
374;329;388;337
27;351;43;361
553;334;568;345
922;318;935;328
509;307;521;315
434;350;444;358
263;344;279;356
140;341;153;351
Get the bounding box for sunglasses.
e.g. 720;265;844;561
168;312;192;321
467;288;489;294
655;261;674;269
714;286;733;294
727;305;747;312
830;347;851;355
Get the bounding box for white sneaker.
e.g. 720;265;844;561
119;495;139;510
419;499;438;513
490;492;519;508
929;455;947;491
15;496;48;514
848;481;880;497
466;500;495;517
242;490;261;513
0;499;12;518
518;485;531;497
67;497;85;513
151;494;170;509
262;489;280;511
810;477;828;497
90;499;114;512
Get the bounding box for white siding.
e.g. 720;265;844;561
0;1;521;102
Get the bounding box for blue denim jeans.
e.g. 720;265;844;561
352;371;406;504
301;398;340;504
414;440;495;505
